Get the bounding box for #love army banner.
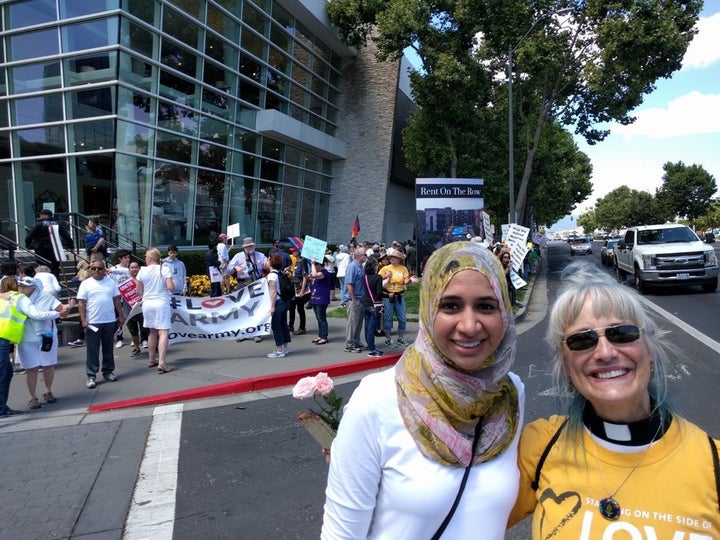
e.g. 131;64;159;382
120;278;272;344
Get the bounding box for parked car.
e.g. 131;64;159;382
600;239;620;266
569;237;592;256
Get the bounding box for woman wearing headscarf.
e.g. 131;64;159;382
322;241;524;539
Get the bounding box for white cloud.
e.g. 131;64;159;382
683;12;720;69
612;91;720;139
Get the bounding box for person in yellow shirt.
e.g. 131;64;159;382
379;247;415;347
508;263;720;538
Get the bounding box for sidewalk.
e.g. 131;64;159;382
2;273;538;433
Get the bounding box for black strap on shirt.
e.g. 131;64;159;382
430;418;484;540
710;435;720;513
532;417;569;490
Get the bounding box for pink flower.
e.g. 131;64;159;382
293;376;317;399
315;372;334;396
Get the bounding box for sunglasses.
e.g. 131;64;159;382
90;266;105;271
563;324;643;352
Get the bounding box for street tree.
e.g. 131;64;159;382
327;0;702;226
694;202;720;233
589;186;668;230
655;161;717;225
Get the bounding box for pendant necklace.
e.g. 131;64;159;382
591;424;661;521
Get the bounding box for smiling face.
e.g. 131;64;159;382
562;297;652;422
432;270;505;372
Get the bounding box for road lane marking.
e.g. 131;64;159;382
637;296;720;354
124;403;183;540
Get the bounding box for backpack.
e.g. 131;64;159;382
276;270;295;301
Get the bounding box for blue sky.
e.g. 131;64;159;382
572;3;720;216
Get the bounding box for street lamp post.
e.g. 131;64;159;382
508;8;573;225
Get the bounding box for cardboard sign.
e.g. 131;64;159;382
301;235;327;263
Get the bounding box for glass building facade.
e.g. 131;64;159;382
0;0;354;248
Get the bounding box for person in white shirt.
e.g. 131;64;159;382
33;265;61;299
322;241;525;539
107;249;132;348
335;244;351;306
136;248;174;373
216;234;231;294
162;244;187;295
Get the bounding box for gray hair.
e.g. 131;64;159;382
547;262;675;440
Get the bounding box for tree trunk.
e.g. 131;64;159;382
515;104;549;226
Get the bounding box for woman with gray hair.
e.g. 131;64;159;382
509;262;720;538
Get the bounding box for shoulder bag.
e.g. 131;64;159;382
364;275;384;318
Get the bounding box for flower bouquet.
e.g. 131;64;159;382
293;372;343;451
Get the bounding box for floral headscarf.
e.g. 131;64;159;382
396;241;519;467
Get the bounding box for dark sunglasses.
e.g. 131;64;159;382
563;324;643;352
90;266;105;271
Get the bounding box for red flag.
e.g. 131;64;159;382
352;214;361;239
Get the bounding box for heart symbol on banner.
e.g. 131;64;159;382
201;298;226;309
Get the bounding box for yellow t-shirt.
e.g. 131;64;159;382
379;263;409;294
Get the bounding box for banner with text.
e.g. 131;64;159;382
415;178;485;273
164;279;271;344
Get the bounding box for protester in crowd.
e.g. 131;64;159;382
163;244;187;295
379;247;414;348
335;244;350;306
14;277;72;409
84;218;107;259
0;276;69;416
322;241;524;538
108;250;132;349
216;233;231;295
265;254;291;358
289;256;310;336
0;262;20;373
205;241;222;298
25;209;73;277
76;259;125;389
126;260;148;358
229;236;267;290
344;248;368;353
405;240;417;277
508;263;720;537
497;249;516;306
308;259;331;345
361;255;384;357
136;248;174;373
34;264;61;299
323;249;337;301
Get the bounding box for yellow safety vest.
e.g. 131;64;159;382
0;292;26;344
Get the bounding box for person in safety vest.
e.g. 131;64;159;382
0;276;68;417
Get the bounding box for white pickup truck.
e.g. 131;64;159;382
615;224;719;294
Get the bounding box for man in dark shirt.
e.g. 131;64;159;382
25;209;73;278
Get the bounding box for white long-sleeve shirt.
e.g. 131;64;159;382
322;369;525;539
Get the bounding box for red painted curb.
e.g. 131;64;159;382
88;353;402;413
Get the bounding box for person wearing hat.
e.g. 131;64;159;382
379;247;415;348
0;276;69;416
25;209;74;278
14;276;72;409
216;234;231;294
228;237;267;343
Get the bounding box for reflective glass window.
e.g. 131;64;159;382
68;87;115;119
157;99;198;136
155;130;193;163
152;162;192;245
126;0;155;24
294;23;313;51
199;114;231;143
0;102;8;127
202;88;230;115
9;29;58;61
0;132;10;160
242;5;267;37
71;119;115;151
65;53;115;86
160;41;198;79
62;17;119;53
213;0;241;18
10;61;61;94
163;7;199;48
241;29;265;60
117;87;153;123
198;141;228;171
118;51;154;91
60;0;119;19
262;137;281;160
194;169;226;245
169;0;200;19
257;182;278;243
203;59;236;97
268;46;289;75
116;119;152;154
13;95;63;125
16;126;65;156
5;0;56;29
270;23;290;55
207;5;239;41
122;19;154;58
159;69;197;98
291;63;311;87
